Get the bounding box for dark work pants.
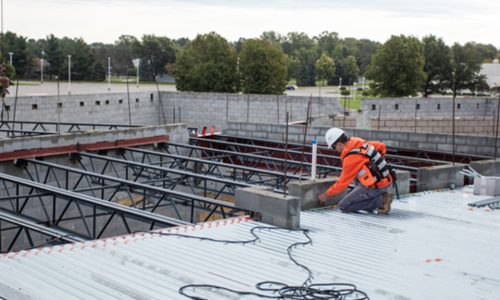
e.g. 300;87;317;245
338;184;387;213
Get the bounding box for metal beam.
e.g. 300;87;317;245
122;146;305;188
0;209;85;253
77;152;254;196
0;120;142;137
191;136;450;167
22;158;247;223
0;172;188;241
215;134;489;165
165;141;343;177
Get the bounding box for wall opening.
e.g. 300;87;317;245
394;104;399;110
32;104;38;110
105;100;110;105
150;93;154;102
57;102;63;108
371;104;376;111
437;103;441;110
119;99;123;104
80;102;84;107
95;100;101;106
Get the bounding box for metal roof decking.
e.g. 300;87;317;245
0;187;499;300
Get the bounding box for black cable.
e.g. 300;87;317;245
144;226;369;300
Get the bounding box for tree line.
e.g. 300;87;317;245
2;30;499;96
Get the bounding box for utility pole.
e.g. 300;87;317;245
67;55;72;95
107;57;111;91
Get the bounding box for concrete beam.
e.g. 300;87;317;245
235;187;300;229
288;177;346;210
416;164;466;192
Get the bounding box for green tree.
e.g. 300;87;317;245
4;32;30;77
286;55;300;81
239;39;287;94
113;35;139;77
421;35;451;97
282;32;315;56
45;34;64;79
260;31;284;48
90;61;106;81
315;31;339;58
315;53;335;87
357;39;380;75
174;32;238;92
446;42;484;98
366;35;426;97
342;55;360;85
136;35;176;80
296;48;317;86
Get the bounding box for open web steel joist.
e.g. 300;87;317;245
0;120;142;138
19;158;247;223
0;172;187;252
75;151;253;197
121;146;306;190
0;209;85;253
191;135;451;169
165;141;343;177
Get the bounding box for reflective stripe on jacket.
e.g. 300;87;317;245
325;137;392;197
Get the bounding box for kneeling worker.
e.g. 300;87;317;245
318;128;393;214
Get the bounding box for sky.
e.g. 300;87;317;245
5;0;500;46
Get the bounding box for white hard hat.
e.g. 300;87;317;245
325;128;346;148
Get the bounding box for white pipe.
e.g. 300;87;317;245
311;139;317;180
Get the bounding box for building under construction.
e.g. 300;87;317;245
0;90;499;300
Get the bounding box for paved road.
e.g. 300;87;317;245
8;81;340;97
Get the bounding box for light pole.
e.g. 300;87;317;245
8;52;12;65
67;55;72;95
137;62;140;88
338;77;342;99
107;57;111;91
40;50;45;84
132;58;140;88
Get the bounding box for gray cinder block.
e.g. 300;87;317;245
288;177;346;210
235;186;300;229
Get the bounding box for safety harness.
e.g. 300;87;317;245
345;143;391;187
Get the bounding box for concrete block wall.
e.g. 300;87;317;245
469;159;500;176
370;116;496;136
225;122;499;157
362;97;495;118
0;124;188;156
416;164;466;191
160;92;344;132
4;92;160;125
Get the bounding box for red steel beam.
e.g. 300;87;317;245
0;135;168;162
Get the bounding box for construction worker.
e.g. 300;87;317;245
318;128;394;214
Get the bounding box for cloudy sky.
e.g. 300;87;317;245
5;0;500;46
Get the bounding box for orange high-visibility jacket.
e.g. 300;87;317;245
325;137;392;197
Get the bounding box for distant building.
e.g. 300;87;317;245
481;59;500;88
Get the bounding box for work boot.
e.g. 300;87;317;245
378;193;393;215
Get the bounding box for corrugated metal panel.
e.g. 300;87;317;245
1;187;500;300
